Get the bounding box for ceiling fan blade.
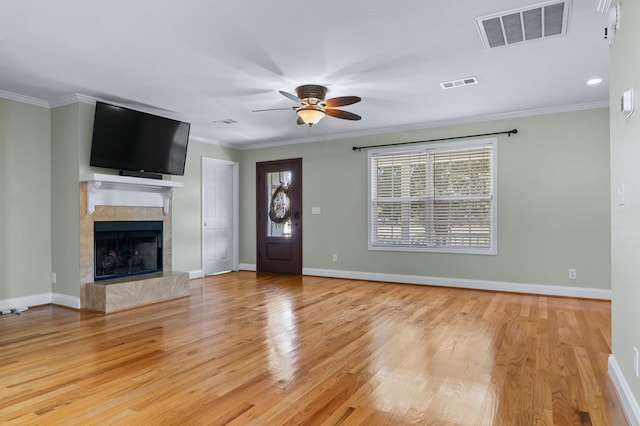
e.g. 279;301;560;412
324;96;361;108
326;108;362;121
279;90;300;103
252;107;296;112
297;117;305;125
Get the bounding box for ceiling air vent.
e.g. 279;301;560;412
213;118;238;125
476;0;571;49
440;76;478;90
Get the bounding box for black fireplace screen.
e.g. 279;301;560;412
94;221;163;281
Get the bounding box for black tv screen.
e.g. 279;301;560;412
90;101;190;176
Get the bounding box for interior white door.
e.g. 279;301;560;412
202;157;237;275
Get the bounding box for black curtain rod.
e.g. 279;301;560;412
352;129;518;151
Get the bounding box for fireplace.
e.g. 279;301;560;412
94;221;163;281
80;178;189;312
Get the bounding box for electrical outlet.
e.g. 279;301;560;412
634;347;639;378
51;272;57;284
568;269;577;280
332;254;338;262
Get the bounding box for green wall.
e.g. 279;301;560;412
50;103;83;299
49;101;94;300
240;109;610;289
49;102;243;280
0;99;51;300
0;98;613;304
172;140;241;273
610;0;640;410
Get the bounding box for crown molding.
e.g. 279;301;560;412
189;136;213;144
0;90;98;109
49;93;96;108
475;100;610;123
0;88;610;150
0;89;49;108
238;100;610;150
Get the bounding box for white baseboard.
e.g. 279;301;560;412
230;266;610;299
238;263;257;272
51;293;81;309
0;268;611;311
0;292;80;311
0;293;51;311
609;354;640;425
188;270;204;279
301;268;611;300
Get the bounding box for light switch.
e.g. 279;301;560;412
621;89;635;118
312;207;321;215
617;183;625;206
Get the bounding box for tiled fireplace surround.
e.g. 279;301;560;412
79;177;189;312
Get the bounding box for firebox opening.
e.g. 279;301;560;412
94;221;163;281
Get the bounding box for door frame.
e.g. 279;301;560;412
256;158;303;274
201;157;240;275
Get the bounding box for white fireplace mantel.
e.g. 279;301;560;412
80;173;183;215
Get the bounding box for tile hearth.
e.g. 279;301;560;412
85;271;189;313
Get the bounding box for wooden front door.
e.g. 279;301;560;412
256;158;302;274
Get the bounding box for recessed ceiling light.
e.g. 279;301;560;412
586;78;603;86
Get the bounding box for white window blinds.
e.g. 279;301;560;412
369;139;496;254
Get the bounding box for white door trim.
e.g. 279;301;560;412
201;157;239;274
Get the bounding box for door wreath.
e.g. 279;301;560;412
268;184;291;225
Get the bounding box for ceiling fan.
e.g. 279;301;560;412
253;84;361;126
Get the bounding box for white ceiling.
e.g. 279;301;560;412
0;0;609;149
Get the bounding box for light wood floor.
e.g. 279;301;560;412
0;272;627;425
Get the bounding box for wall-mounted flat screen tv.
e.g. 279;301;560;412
90;101;190;176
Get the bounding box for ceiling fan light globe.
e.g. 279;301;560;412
297;107;325;125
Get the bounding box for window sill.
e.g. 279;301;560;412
368;244;497;256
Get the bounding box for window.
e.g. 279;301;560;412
368;138;496;254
